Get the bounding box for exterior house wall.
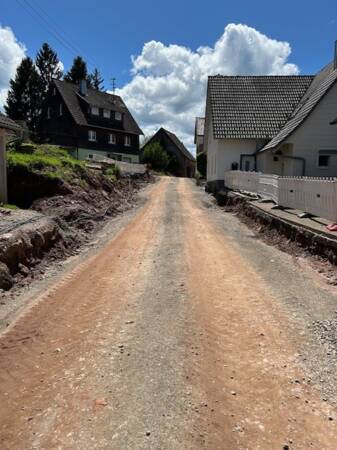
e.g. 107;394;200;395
287;82;337;177
259;82;337;177
206;117;256;184
196;135;204;155
40;82;141;162
73;147;139;163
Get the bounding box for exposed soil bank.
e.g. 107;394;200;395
1;168;153;292
0;209;60;290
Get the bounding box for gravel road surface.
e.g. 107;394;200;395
1;177;337;449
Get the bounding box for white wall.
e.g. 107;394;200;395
206;121;257;181
285;81;337;177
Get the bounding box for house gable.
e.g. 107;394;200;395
261;62;337;152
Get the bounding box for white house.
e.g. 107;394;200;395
204;46;337;192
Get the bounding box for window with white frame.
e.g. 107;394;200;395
115;111;122;121
47;107;51;119
88;130;96;141
103;109;110;118
108;133;116;144
91;106;99;115
59;103;63;116
124;135;131;146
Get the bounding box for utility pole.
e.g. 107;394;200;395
0;129;7;204
111;77;116;94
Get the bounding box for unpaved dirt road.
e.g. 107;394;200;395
1;177;337;449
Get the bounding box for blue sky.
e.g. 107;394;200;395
2;0;337;83
1;0;337;148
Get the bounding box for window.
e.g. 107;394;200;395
88;130;96;141
115;111;122;121
103;109;110;118
91;106;99;115
53;87;56;96
318;154;330;167
108;133;116;144
124;135;131;146
47;107;51;119
59;103;63;116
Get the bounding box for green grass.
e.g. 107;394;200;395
7;144;85;182
1;204;19;210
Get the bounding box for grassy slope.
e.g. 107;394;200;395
7;144;85;182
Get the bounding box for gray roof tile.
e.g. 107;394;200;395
208;75;314;140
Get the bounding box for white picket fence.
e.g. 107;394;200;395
224;171;337;222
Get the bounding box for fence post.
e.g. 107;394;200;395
0;130;7;205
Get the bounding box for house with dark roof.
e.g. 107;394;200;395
142;127;196;177
205;45;337;192
40;79;143;163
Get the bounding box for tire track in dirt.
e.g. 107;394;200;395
0;179;168;449
179;179;337;449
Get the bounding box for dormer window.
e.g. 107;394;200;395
124;135;131;146
88;130;96;141
115;111;122;121
108;133;116;144
91;106;99;115
103;109;110;119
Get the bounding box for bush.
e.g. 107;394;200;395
196;152;207;178
104;164;121;181
142;142;169;171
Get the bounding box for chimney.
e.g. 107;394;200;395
79;79;87;96
334;40;337;70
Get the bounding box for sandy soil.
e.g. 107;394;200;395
0;177;337;449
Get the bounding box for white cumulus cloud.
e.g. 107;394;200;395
0;25;26;109
116;24;299;153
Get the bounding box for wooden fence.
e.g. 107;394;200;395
224;171;337;222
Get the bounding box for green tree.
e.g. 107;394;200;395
197;152;207;178
64;56;88;84
36;42;62;93
5;57;43;132
142;142;169;171
89;68;104;91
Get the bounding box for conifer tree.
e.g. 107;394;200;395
5;57;43;132
36;42;62;93
89;68;104;91
64;56;88;84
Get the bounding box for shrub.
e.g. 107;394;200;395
196;152;207;178
105;164;121;181
142;142;169;171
